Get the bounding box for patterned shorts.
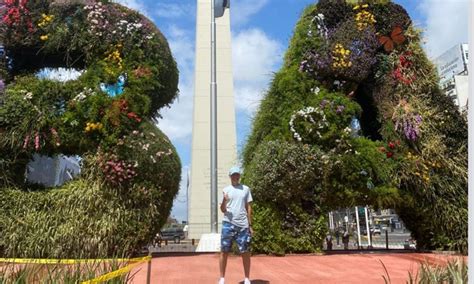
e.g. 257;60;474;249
221;221;251;253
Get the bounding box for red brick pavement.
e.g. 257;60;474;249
130;253;465;284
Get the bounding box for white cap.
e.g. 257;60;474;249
228;166;241;176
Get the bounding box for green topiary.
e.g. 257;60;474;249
243;0;467;254
0;0;181;258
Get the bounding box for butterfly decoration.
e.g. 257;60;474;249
100;74;126;97
378;26;406;53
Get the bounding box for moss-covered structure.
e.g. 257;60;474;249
0;0;181;258
243;0;467;254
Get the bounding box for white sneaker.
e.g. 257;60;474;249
218;277;225;284
244;278;251;284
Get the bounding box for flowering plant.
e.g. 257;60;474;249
37;13;53;41
391;99;422;141
301;19;379;84
104;44;124;75
2;0;35;42
378;139;401;159
391;51;416;85
353;4;376;31
22;128;61;151
84;2;109;39
290;106;329;142
98;151;137;185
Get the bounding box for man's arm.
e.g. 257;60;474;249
220;193;228;213
245;202;252;229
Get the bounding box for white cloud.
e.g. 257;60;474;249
230;0;270;26
157;25;195;142
418;0;469;58
154;3;194;19
158;82;194;141
232;28;283;114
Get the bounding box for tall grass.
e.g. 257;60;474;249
381;258;468;284
0;258;139;283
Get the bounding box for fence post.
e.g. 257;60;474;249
146;251;152;284
385;230;389;250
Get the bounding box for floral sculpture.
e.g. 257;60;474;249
0;0;180;258
243;0;467;254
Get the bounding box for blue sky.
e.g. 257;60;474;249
117;0;469;222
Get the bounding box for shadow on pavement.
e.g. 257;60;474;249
238;280;269;284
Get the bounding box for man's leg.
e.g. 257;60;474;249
220;252;229;278
242;252;251;278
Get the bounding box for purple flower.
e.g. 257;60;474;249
299;60;308;72
0;79;4;93
320;99;328;108
336;105;345;114
415;114;422;123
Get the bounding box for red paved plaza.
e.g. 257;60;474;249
131;253;464;284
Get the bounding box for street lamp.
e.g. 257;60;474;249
210;0;230;233
214;0;230;17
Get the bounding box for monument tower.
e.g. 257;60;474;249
188;0;237;239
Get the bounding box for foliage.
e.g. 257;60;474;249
0;0;181;258
244;141;327;254
242;0;467;254
0;259;135;283
0;126;180;259
381;258;468;284
251;204;326;255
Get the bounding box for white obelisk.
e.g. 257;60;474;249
188;0;237;242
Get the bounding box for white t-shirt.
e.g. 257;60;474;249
222;184;253;228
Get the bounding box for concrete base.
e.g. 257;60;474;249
195;233;221;252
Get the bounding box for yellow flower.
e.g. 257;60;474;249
362;4;369;8
353;5;360;10
40;35;49;41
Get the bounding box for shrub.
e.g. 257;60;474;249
0;0;181;258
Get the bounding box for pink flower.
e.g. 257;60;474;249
34;132;40;151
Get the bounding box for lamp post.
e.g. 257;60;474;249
210;0;230;233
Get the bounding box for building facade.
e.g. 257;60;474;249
434;43;469;112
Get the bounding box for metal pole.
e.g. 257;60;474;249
210;0;218;233
146;250;152;284
364;206;371;248
355;206;361;249
328;212;332;230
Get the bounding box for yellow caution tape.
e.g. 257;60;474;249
0;255;150;265
82;256;151;284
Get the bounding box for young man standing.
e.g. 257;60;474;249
218;166;253;284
